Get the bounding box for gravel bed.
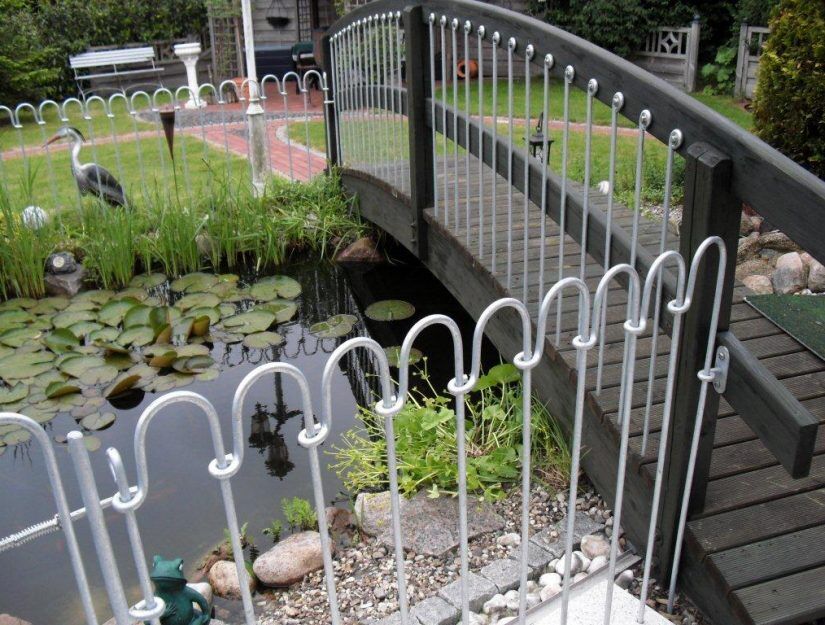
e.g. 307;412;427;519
216;481;707;625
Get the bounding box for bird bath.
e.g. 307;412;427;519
174;42;206;110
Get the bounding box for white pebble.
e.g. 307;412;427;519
496;532;521;547
615;569;634;590
574;550;591;573
539;572;562;588
554;553;583;577
526;592;541;609
589;555;607;572
580;534;610;560
483;594;507;615
504;589;520;612
539;583;561;602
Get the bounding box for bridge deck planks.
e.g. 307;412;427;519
350;156;825;625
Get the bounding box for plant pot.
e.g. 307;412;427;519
456;59;478;80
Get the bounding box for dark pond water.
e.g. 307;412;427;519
0;250;497;625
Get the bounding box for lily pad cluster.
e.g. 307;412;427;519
0;271;301;453
310;314;358;339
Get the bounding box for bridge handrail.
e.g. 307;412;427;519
327;0;825;265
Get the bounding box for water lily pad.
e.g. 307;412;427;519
196;368;220;382
112;288;149;302
258;300;298;324
99;299;140;326
172;318;193;342
384;346;423;367
256;275;302;299
175;292;220;312
153;324;172;345
0;298;36;310
365;300;415;321
187;306;220;325
45;380;81;399
59;355;107;378
3;428;31;445
223;310;276;334
209;329;243;344
209;281;239;298
64;299;98;312
242;331;284;349
105;352;136;370
79;365;119;386
174;344;211;357
29;297;70;315
329;314;358;326
117;326;154;347
123;305;152;329
83;435;101;452
0;309;33;331
45;328;80;353
0;382;28;404
148;350;177;368
96;341;131;355
0;351;55;380
172;355;215;374
105;373;141;398
71;397;105;418
190;315;211;337
171;272;218;293
0;326;43;347
218;303;237;318
88;327;120;343
80;412;116;431
129;273;167;289
68;321;103;339
52;310;95;329
309;320;352;338
74;290;114;305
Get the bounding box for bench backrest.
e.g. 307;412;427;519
69;47;156;69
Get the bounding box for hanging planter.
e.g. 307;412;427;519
266;0;291;28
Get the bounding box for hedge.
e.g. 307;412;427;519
753;0;825;178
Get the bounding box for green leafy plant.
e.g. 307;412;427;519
331;363;571;501
262;519;284;542
281;497;317;531
701;46;738;95
753;0;825;178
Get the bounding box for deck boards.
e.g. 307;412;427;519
351;156;825;625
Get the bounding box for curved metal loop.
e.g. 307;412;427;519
301;69;328;93
174;85;198;106
60;97;86;123
469;299;532;382
680;235;727;319
592;263;643;334
0;105;14;128
233;362;318;454
37;100;62;123
640;250;687;320
197;82;219;102
240;77;261;100
128;91;153;115
0;413;97;625
83;95;109;120
14;102;39;127
151;87;175;111
107;92;130;116
322;337;395;423
260;74;283;99
218;79;241;104
280;71;303;96
531;277;594;358
108;391;233;513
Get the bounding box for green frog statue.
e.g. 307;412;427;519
146;556;211;625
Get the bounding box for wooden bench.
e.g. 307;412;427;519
69;46;164;99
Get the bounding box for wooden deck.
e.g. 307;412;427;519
343;155;825;625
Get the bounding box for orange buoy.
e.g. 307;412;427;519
456;59;479;79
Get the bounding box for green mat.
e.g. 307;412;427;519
745;294;825;361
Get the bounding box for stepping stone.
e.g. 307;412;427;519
438;571;498;613
530;511;604;557
411;596;460;625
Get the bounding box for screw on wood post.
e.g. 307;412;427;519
404;4;434;260
657;141;739;579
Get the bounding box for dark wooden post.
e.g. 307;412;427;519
657;142;739;576
404;4;434;259
321;33;340;169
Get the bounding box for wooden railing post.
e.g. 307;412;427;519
321;33;340;169
404;4;434;259
658;142;739;575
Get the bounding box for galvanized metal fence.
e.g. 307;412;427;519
0;73;334;211
1;240;726;625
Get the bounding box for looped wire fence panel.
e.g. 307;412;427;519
0;240;726;625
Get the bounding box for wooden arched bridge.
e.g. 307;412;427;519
320;2;825;624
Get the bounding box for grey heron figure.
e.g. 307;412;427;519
45;126;128;207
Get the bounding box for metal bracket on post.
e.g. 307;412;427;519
711;346;729;394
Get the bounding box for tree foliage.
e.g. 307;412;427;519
753;0;825;178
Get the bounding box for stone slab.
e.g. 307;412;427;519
479;557;525;592
508;542;555;570
438;571;498;613
411;595;460;625
530;511;604;557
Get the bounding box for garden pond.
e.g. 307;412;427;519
0;254;498;625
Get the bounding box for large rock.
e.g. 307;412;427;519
771;252;807;295
208;559;256;599
45;265;86;297
735;258;771;282
354;490;505;557
808;260;825;293
737;232;761;262
580;533;610;560
253;530;328;587
335;236;382;263
0;615;33;625
742;274;773;295
759;231;801;253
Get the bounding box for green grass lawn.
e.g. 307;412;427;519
0;134;249;210
690;92;753;130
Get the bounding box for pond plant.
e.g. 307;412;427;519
331;363;571;501
0;171;365;299
0;270;309;453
